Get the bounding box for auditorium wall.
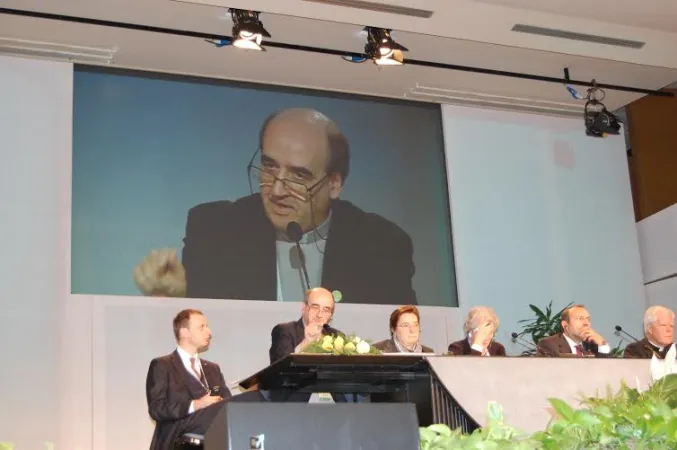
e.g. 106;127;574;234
0;55;647;450
442;105;646;351
637;203;677;311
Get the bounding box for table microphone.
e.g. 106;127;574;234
286;221;311;292
614;325;640;342
511;332;536;350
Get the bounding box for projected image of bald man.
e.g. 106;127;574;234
182;108;416;305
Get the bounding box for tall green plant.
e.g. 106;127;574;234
516;302;571;355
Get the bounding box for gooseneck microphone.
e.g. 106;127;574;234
615;325;640;342
511;332;537;351
286;221;311;293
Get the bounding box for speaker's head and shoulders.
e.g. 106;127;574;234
269;287;343;363
185;107;411;248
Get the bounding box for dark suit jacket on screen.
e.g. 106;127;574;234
146;350;231;450
623;338;671;359
447;338;506;356
373;338;435;353
182;194;416;305
536;333;610;358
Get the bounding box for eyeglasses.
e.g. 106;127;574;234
398;323;420;330
307;303;333;315
247;149;328;202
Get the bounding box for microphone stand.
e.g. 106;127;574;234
615;326;640;343
511;333;537;352
294;241;311;292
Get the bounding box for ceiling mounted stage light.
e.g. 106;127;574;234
583;82;622;138
364;27;408;66
229;9;271;51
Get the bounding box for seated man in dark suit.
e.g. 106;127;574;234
146;309;230;450
374;305;434;353
624;305;675;359
447;306;506;356
537;304;610;357
268;287;345;402
182;108;416;305
269;287;343;363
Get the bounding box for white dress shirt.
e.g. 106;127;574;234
176;346;208;413
563;334;610;355
469;338;490;356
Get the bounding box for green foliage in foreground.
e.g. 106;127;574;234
420;374;677;449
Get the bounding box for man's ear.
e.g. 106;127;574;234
328;173;343;200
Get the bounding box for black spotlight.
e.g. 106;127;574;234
230;9;271;51
584;83;621;138
364;27;408;66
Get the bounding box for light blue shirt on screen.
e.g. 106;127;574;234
275;213;332;301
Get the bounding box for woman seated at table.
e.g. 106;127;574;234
373;305;435;353
448;306;506;356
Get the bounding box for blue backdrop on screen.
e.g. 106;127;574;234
71;67;457;306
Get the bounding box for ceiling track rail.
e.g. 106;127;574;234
0;7;673;98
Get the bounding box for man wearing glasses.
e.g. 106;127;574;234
181;107;416;305
267;287;348;403
269;287;342;363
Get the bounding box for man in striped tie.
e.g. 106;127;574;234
536;304;611;358
145;309;230;450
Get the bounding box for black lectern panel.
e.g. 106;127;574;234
237;354;480;432
204;403;420;450
239;354;429;392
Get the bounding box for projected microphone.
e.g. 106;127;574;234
615;325;640;343
511;332;537;350
286;221;311;292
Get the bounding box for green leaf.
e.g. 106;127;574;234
548;398;575;421
487;401;504;422
426;423;453;437
529;304;546;319
572;410;601;427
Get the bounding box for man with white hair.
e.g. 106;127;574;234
447;306;506;356
624;305;675;359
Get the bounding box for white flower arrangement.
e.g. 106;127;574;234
304;334;382;355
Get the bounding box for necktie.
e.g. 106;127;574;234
189;357;202;381
574;345;583;356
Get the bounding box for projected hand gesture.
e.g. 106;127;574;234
133;248;187;297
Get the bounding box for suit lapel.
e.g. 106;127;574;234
557;334;573;355
294;318;305;349
169;350;196;392
201;361;219;390
321;202;348;292
383;339;397;353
